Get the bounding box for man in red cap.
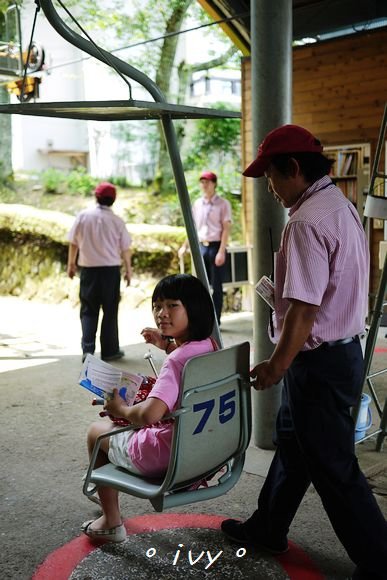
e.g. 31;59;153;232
178;170;232;324
221;124;387;579
67;182;132;362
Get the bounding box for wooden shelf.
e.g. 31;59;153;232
331;174;357;180
325;143;370;218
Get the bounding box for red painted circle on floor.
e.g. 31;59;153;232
32;513;324;580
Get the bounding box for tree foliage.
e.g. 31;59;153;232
0;0;20;13
59;0;132;42
20;1;241;197
185;108;241;168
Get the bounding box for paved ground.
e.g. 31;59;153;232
1;296;387;579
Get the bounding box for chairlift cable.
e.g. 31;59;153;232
56;0;133;100
43;11;249;74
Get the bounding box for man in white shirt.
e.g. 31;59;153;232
179;171;232;324
67;182;132;362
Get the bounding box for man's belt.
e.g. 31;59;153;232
323;337;356;347
200;240;221;247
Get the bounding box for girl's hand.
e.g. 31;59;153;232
104;389;168;427
141;327;168;350
104;389;127;418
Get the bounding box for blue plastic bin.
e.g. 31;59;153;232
355;393;372;442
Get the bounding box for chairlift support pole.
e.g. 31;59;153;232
37;0;223;346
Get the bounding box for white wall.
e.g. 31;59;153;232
12;3;89;172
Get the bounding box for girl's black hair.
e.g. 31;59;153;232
152;274;215;341
271;152;334;183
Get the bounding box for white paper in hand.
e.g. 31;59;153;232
255;275;275;309
79;354;143;405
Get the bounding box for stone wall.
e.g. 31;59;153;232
0;204;187;303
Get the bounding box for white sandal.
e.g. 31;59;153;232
81;520;126;543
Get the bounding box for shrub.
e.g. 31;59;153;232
41;168;65;194
66;168;98;196
108;175;130;188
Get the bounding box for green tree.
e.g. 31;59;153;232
183;102;242;239
185;110;241;167
153;0;192;194
63;0;239;194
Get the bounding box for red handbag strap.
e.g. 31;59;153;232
210;336;219;351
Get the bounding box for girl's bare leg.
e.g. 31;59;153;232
86;421;122;529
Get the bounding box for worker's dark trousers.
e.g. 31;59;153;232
245;337;387;578
200;241;225;324
79;266;121;359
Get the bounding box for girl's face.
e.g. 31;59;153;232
152;298;189;345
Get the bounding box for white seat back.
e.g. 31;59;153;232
164;341;251;489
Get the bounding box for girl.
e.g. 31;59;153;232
82;273;216;543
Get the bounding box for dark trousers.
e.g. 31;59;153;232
200;241;225;323
245;338;387;578
79;266;121;359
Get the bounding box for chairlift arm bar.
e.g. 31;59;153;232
84;412;180;495
367;368;387;380
365;377;383;417
184;372;248;397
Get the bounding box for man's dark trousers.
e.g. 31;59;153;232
79;266;121;359
200;241;225;324
245;338;387;578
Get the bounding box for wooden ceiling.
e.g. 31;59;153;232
196;0;387;54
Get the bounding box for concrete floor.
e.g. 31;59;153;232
1;296;387;579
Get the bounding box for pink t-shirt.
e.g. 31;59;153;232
68;204;131;267
127;338;215;477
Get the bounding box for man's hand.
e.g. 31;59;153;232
67;243;78;278
124;272;131;287
178;245;188;259
67;264;77;279
215;248;226;266
250;360;284;390
250;299;319;390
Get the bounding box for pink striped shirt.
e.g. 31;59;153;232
272;176;369;350
192;194;232;242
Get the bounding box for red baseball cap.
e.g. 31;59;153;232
199;171;217;182
243;124;323;178
95;182;116;199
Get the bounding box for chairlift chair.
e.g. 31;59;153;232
83;342;251;511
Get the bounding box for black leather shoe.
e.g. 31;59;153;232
221;519;289;555
102;350;125;361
